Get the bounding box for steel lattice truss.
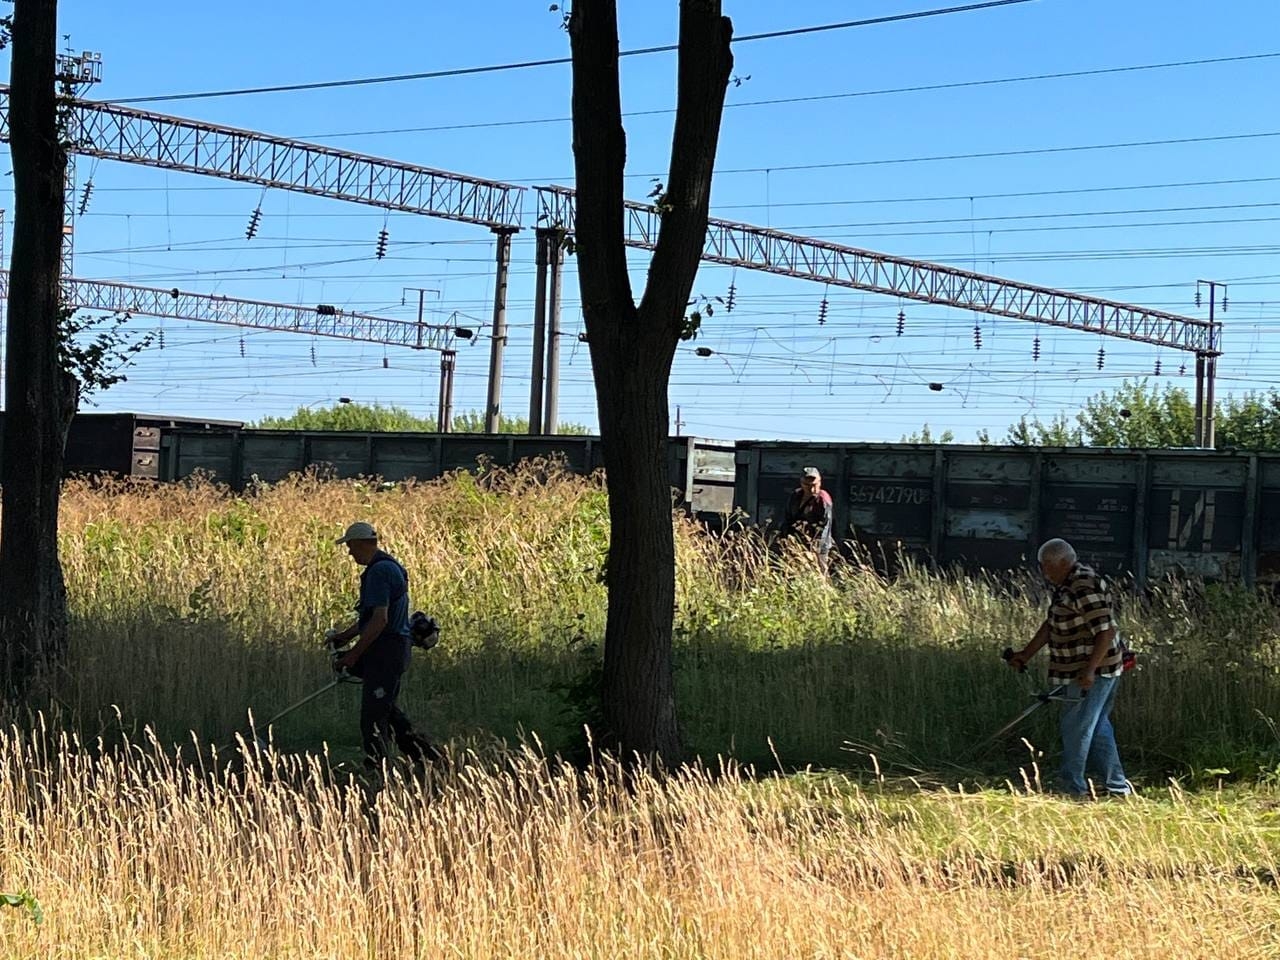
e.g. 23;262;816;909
0;88;525;230
0;273;455;351
536;186;1221;355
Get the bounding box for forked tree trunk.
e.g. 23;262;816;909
0;0;77;697
570;0;733;764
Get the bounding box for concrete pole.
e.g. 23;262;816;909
439;349;456;434
1204;288;1218;449
1193;353;1206;448
484;229;515;433
528;230;549;434
543;230;564;435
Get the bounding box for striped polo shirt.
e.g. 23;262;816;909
1046;563;1124;682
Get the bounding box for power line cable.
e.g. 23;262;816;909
292;51;1280;141
75;174;1280;210
718;176;1280;212
620;131;1280;180
75;208;1280;256
109;0;1036;104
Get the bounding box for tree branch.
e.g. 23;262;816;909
638;0;733;333
569;0;636;335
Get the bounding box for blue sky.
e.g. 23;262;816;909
4;0;1278;441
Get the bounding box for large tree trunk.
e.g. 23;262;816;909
592;323;682;761
570;0;732;765
0;0;77;698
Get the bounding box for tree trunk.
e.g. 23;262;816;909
570;0;733;765
592;324;682;761
0;0;76;698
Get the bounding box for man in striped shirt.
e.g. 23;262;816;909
1007;538;1130;797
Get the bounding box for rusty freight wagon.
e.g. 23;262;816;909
735;441;1279;588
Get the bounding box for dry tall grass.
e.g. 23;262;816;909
3;469;1280;956
42;467;1280;776
1;727;1276;959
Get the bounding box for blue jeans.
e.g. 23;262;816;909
1057;675;1129;796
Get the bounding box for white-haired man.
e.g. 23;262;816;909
1007;538;1130;798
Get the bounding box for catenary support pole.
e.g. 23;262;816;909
1193;353;1206;447
485;228;515;433
439;349;456;434
544;229;564;435
528;229;549;434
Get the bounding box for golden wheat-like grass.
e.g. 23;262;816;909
0;727;1276;959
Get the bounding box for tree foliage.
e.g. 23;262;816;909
1078;379;1194;447
252;403;589;434
978;412;1083;447
901;423;954;444
916;379;1280;451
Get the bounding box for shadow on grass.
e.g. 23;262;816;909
48;612;1280;786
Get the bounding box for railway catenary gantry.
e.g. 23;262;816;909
0;271;463;428
0;83;523;431
534;184;1225;445
0;84;1226;444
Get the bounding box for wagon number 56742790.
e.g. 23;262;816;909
851;484;930;506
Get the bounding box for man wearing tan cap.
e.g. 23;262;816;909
779;466;835;573
327;521;438;768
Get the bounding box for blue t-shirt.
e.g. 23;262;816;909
357;551;411;670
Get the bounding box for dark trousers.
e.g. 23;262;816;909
356;661;438;765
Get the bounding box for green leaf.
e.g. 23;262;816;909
0;890;43;925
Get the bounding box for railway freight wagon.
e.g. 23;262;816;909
0;414;736;519
0;412;242;479
160;426;738;520
735;441;1280;588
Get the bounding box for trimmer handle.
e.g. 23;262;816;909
1002;647;1027;673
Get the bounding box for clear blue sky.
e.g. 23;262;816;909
4;0;1278;441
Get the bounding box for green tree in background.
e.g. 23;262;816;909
901;423;955;444
917;380;1280;451
1077;379;1195;447
978;412;1083;446
253;403;590;435
1218;391;1280;450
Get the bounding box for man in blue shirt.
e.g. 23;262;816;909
327;521;439;768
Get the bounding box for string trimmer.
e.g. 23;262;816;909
222;612;442;754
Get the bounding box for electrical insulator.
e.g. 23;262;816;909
1222;294;1228;313
239;337;246;358
382;356;389;369
245;207;262;240
726;281;737;313
896;310;905;336
1097;345;1106;370
77;180;94;216
1154;358;1162;377
973;322;982;350
157;328;165;350
817;297;829;325
375;227;390;260
1032;336;1041;362
310;344;316;367
1195;288;1202;309
1179;362;1187;376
